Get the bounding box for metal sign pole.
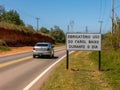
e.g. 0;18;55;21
66;25;69;70
98;51;101;71
66;50;69;70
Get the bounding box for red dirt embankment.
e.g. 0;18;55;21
0;27;54;46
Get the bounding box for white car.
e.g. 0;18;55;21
33;42;54;58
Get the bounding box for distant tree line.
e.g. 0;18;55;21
0;5;66;43
39;25;65;43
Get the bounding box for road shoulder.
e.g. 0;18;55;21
0;46;33;56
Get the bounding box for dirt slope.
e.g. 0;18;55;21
0;27;54;46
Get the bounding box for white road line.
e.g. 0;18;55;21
23;51;74;90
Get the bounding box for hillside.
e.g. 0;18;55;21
0;22;54;46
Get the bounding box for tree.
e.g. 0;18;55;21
0;5;5;21
0;5;5;15
27;24;34;30
39;27;50;34
50;25;65;43
112;17;120;48
0;10;25;26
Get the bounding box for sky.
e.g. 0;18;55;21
0;0;120;33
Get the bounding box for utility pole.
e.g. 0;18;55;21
85;26;88;33
112;0;114;33
68;25;69;32
36;17;40;32
99;21;103;33
70;20;74;32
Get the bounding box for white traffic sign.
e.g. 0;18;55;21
66;33;101;51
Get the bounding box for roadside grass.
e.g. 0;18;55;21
53;43;65;47
0;46;10;51
0;21;35;33
0;40;10;52
41;51;112;90
89;48;120;90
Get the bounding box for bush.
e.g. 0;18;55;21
0;39;10;51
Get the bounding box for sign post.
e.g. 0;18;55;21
98;51;101;71
66;33;101;70
66;50;69;70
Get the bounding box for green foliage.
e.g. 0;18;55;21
39;27;50;34
41;51;112;90
89;35;120;89
0;5;25;26
0;5;5;21
0;40;10;51
90;49;120;89
0;10;25;26
39;26;66;43
0;46;10;51
102;32;113;49
112;17;120;49
0;5;5;15
50;25;65;43
26;24;34;30
0;21;35;33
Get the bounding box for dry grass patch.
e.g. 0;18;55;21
41;51;112;90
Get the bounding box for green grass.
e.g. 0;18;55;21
41;51;112;90
0;46;10;51
89;48;120;90
0;40;10;51
53;43;65;47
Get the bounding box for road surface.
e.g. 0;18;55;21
0;47;66;90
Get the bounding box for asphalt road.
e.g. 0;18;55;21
0;47;66;90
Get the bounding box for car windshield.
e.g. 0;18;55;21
36;44;48;47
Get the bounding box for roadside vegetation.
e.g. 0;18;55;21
0;39;10;52
0;21;35;33
90;31;120;89
39;25;65;43
41;17;120;90
41;51;112;90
